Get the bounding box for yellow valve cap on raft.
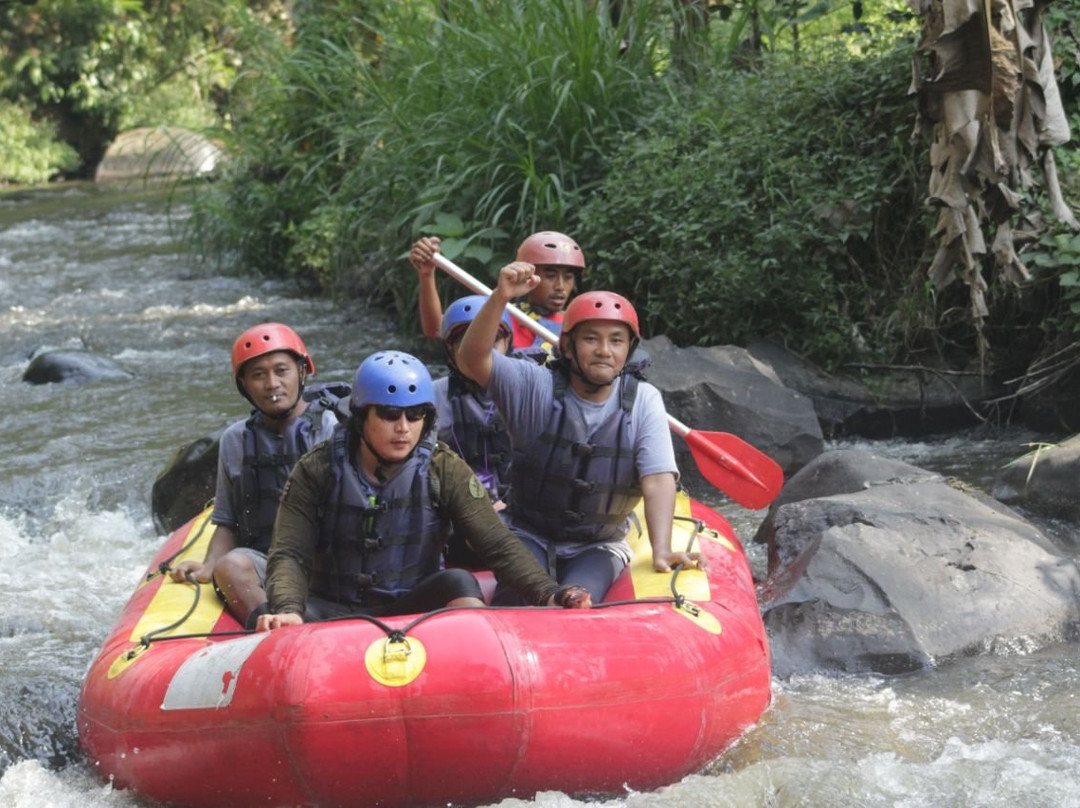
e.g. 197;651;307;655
365;635;427;687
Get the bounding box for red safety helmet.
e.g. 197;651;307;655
561;291;640;338
231;323;316;378
516;231;586;272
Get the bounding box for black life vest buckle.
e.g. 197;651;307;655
570;442;595;458
355;572;379;589
572;478;596;494
362;502;387;516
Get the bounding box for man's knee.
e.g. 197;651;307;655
440;568;483;600
212;551;258;589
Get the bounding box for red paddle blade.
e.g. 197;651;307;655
683;429;784;510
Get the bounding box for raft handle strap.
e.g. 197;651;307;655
667;515;705;615
383;633;412;659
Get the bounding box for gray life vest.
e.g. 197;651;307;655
310;427;446;607
236;382;346;551
508;365;643;544
439;373;513;502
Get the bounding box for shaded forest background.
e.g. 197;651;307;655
2;0;1079;411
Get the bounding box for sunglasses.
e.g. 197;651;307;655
372;404;430;423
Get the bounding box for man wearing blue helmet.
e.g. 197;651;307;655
435;295;514;509
258;351;591;629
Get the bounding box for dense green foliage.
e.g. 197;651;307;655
0;101;80;184
0;0;281;181
190;0;939;366
189;0;667;311
1020;0;1080;353
4;0;1076;376
578;43;928;364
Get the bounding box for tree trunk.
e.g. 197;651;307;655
912;0;1077;366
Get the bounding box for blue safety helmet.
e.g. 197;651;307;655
348;351;435;411
440;295;512;343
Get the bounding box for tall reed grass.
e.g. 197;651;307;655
190;0;667;317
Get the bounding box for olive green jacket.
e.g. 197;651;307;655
266;440;560;615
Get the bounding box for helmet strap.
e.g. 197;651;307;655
359;428;398;481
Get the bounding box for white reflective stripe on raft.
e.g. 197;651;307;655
160;633;270;710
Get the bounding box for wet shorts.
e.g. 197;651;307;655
304;568;483;621
210;546;267;603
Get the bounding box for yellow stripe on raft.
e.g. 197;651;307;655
626;492;733;634
108;508;226;678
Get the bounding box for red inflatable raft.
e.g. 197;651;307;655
78;492;771;807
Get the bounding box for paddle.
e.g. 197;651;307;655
432;253;785;509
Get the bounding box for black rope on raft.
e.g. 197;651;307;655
125;590;699;652
129;606;408;651
126;514;711;651
592;517;704;615
125;571;207;659
668;515;704;615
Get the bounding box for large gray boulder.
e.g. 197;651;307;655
756;449;1080;677
151;430;222;534
94;126;223;184
746;338;998;438
993;434;1080;527
642;336;823;483
22;349;133;385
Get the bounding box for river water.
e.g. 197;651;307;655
1;185;1078;807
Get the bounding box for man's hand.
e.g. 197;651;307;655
410;237;441;277
495;261;540;301
169;560;212;584
547;585;593;609
652;550;706;573
256;612;304;632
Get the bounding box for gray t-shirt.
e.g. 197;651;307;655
486;349;678;559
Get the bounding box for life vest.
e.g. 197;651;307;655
510;301;564;349
510;344;557;367
508;365;643;544
310;427;447;607
236;382;346;551
439;373;513;502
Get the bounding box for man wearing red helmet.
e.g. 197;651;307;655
507;231;585;349
169;323;345;630
411;231;584;351
456;263;703;603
